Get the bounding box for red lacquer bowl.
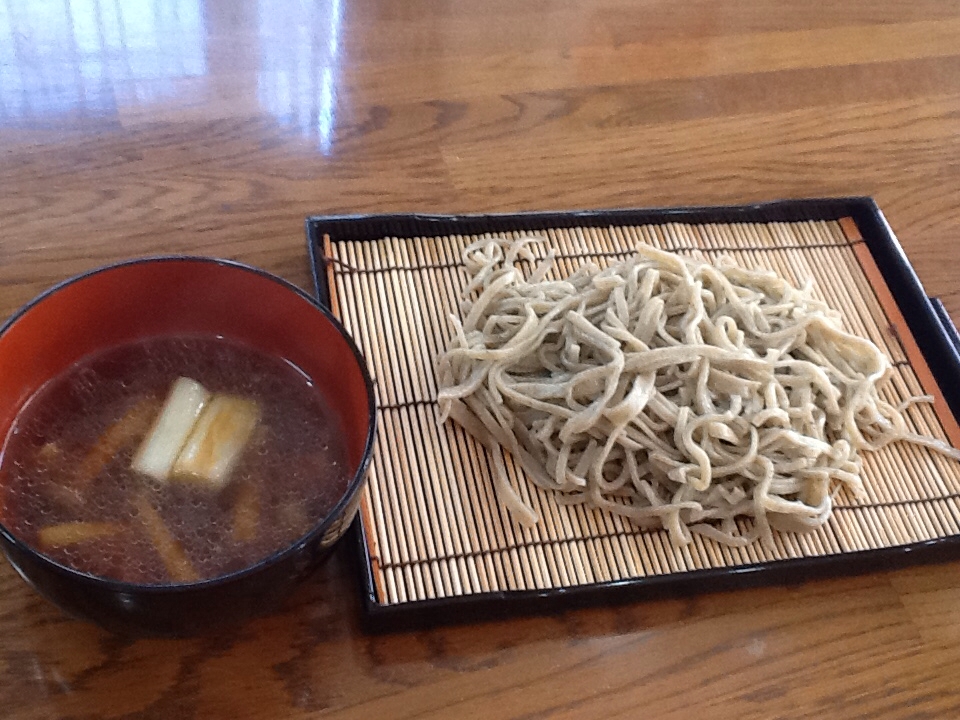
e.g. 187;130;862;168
0;257;376;635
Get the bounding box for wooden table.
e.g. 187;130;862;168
3;1;960;717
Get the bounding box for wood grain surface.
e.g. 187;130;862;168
3;1;960;717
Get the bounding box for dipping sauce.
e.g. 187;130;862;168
0;335;348;584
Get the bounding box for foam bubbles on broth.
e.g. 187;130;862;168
0;335;350;584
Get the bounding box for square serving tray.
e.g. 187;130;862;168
306;198;960;630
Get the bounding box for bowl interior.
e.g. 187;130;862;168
0;258;374;530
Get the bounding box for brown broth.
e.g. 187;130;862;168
0;335;349;584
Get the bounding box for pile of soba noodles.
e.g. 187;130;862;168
436;235;960;548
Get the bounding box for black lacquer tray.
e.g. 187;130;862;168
307;198;960;631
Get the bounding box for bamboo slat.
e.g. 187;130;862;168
323;218;960;607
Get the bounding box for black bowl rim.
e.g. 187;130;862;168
0;254;377;594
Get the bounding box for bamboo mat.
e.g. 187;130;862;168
321;218;960;609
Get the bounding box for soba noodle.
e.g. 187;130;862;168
436;235;960;547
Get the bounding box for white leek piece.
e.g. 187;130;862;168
132;377;210;482
173;395;260;489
